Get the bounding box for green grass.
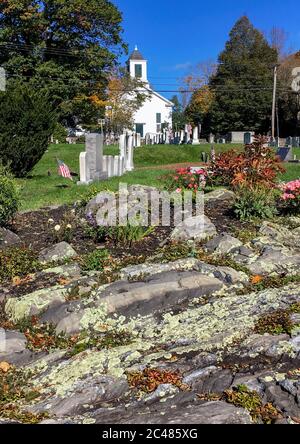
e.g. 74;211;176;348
16;143;300;211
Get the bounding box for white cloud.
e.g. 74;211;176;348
173;62;192;71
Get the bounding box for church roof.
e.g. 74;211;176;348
129;46;145;61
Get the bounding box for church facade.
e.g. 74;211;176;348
127;47;173;137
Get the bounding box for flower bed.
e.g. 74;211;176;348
164;167;207;194
280;179;300;213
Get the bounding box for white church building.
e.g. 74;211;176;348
127;46;173;137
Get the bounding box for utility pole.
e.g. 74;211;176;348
272;64;279;138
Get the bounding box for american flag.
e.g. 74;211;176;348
57;158;73;181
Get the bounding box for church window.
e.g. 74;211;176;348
156;113;161;123
135;64;142;78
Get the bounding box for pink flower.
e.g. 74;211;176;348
176;188;182;193
282;193;296;200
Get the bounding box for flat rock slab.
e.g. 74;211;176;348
0;330;27;355
93;400;252;424
38;242;77;264
55;271;224;334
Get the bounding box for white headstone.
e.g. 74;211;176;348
78;152;91;185
102;155;108;175
119;156;125;176
114;156;120;176
192;127;199;145
126;135;134;171
107;156;114;178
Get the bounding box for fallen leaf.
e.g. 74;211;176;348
251;275;263;285
58;278;71;286
0;361;11;373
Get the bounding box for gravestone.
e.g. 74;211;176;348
276;147;293;162
292;137;299;148
126;135;134;171
85;133;103;180
78;152;91;185
244;132;253;145
192;127;200;145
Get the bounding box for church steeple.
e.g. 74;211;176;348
127;45;148;83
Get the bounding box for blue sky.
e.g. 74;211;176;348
114;0;300;96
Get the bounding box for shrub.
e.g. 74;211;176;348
233;186;278;221
80;248;110;271
52;123;68;143
106;225;154;247
0;167;19;226
279;179;300;214
211;136;285;188
0;82;56;177
0;247;41;282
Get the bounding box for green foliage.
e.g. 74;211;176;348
224;385;280;424
0;83;56;177
170;95;186;130
84;225;107;243
0;167;19;226
48;210;78;243
233;187;278;221
106;225;155;247
152;242;198;263
0;0;126;126
206;16;278;134
52;123;68;143
254;310;294;335
80;248;110;272
0;247;41;282
68;330;133;357
238;275;300;295
0;365;47;423
15;316;74;352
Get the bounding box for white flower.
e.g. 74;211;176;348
48;218;54;224
54;225;61;232
66;224;72;229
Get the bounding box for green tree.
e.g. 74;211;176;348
171;95;186;130
0;82;56;177
0;0;126;127
206;16;278;134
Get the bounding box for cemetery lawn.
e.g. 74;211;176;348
17;143;300;211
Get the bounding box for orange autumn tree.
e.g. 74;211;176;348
88;68;149;133
185;85;215;126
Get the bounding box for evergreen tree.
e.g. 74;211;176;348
170;95;186;130
206;16;278;134
0;82;56;177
